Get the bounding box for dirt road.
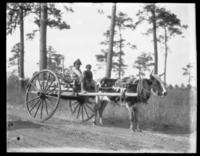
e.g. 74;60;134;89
7;104;194;153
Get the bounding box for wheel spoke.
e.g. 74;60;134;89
83;104;89;119
45;97;54;108
29;99;41;113
71;100;79;107
44;72;51;91
34;100;41;118
29;81;38;91
36;75;43;91
41;73;46;91
76;105;81;119
44;77;54;93
27;96;40;104
43;99;49;115
26;70;61;122
81;105;84;121
28;92;38;96
40;100;44;119
46;85;57;94
72;102;80;114
85;103;94;112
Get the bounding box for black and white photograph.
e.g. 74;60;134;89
6;2;196;153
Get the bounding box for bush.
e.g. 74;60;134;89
181;83;186;89
7;74;29;105
7;74;20;90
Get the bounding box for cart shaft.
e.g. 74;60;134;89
30;91;138;97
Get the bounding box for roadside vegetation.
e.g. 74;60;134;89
7;74;196;134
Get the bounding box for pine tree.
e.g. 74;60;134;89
106;3;117;78
133;52;154;78
96;10;136;79
7;3;33;90
156;7;188;84
135;3;159;74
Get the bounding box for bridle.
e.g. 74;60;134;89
136;77;162;98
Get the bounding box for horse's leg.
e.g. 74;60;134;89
93;96;100;126
99;101;107;125
133;104;142;132
92;105;98;126
127;103;135;131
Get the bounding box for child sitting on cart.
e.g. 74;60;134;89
83;64;96;91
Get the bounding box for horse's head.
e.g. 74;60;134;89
149;73;167;96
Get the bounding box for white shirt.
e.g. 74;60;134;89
71;66;83;80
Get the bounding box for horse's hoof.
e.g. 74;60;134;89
129;127;135;132
92;122;97;127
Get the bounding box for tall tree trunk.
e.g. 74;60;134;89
19;5;25;90
164;26;168;85
106;3;116;78
151;4;158;74
118;28;122;79
18;55;20;78
40;3;47;70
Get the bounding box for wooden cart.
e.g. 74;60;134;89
25;69;137;123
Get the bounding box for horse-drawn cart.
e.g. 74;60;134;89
25;69;138;123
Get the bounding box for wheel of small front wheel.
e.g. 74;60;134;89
69;97;95;122
25;69;61;122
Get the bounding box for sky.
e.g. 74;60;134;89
6;3;196;86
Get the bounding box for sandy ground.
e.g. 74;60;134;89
6;104;196;153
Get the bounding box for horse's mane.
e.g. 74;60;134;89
151;74;163;84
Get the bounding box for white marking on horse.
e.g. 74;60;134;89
151;74;167;95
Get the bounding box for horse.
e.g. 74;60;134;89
93;73;167;132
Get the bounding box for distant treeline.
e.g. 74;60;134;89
7;73;192;91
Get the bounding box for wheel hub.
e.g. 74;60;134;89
37;92;47;100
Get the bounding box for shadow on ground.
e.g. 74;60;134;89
7;120;42;131
101;118;191;136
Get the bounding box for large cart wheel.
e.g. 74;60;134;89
69;97;95;122
25;69;61;122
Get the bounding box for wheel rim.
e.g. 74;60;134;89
69;97;95;122
25;69;61;122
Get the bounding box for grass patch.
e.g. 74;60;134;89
7;74;196;134
7;85;26;106
102;88;196;134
